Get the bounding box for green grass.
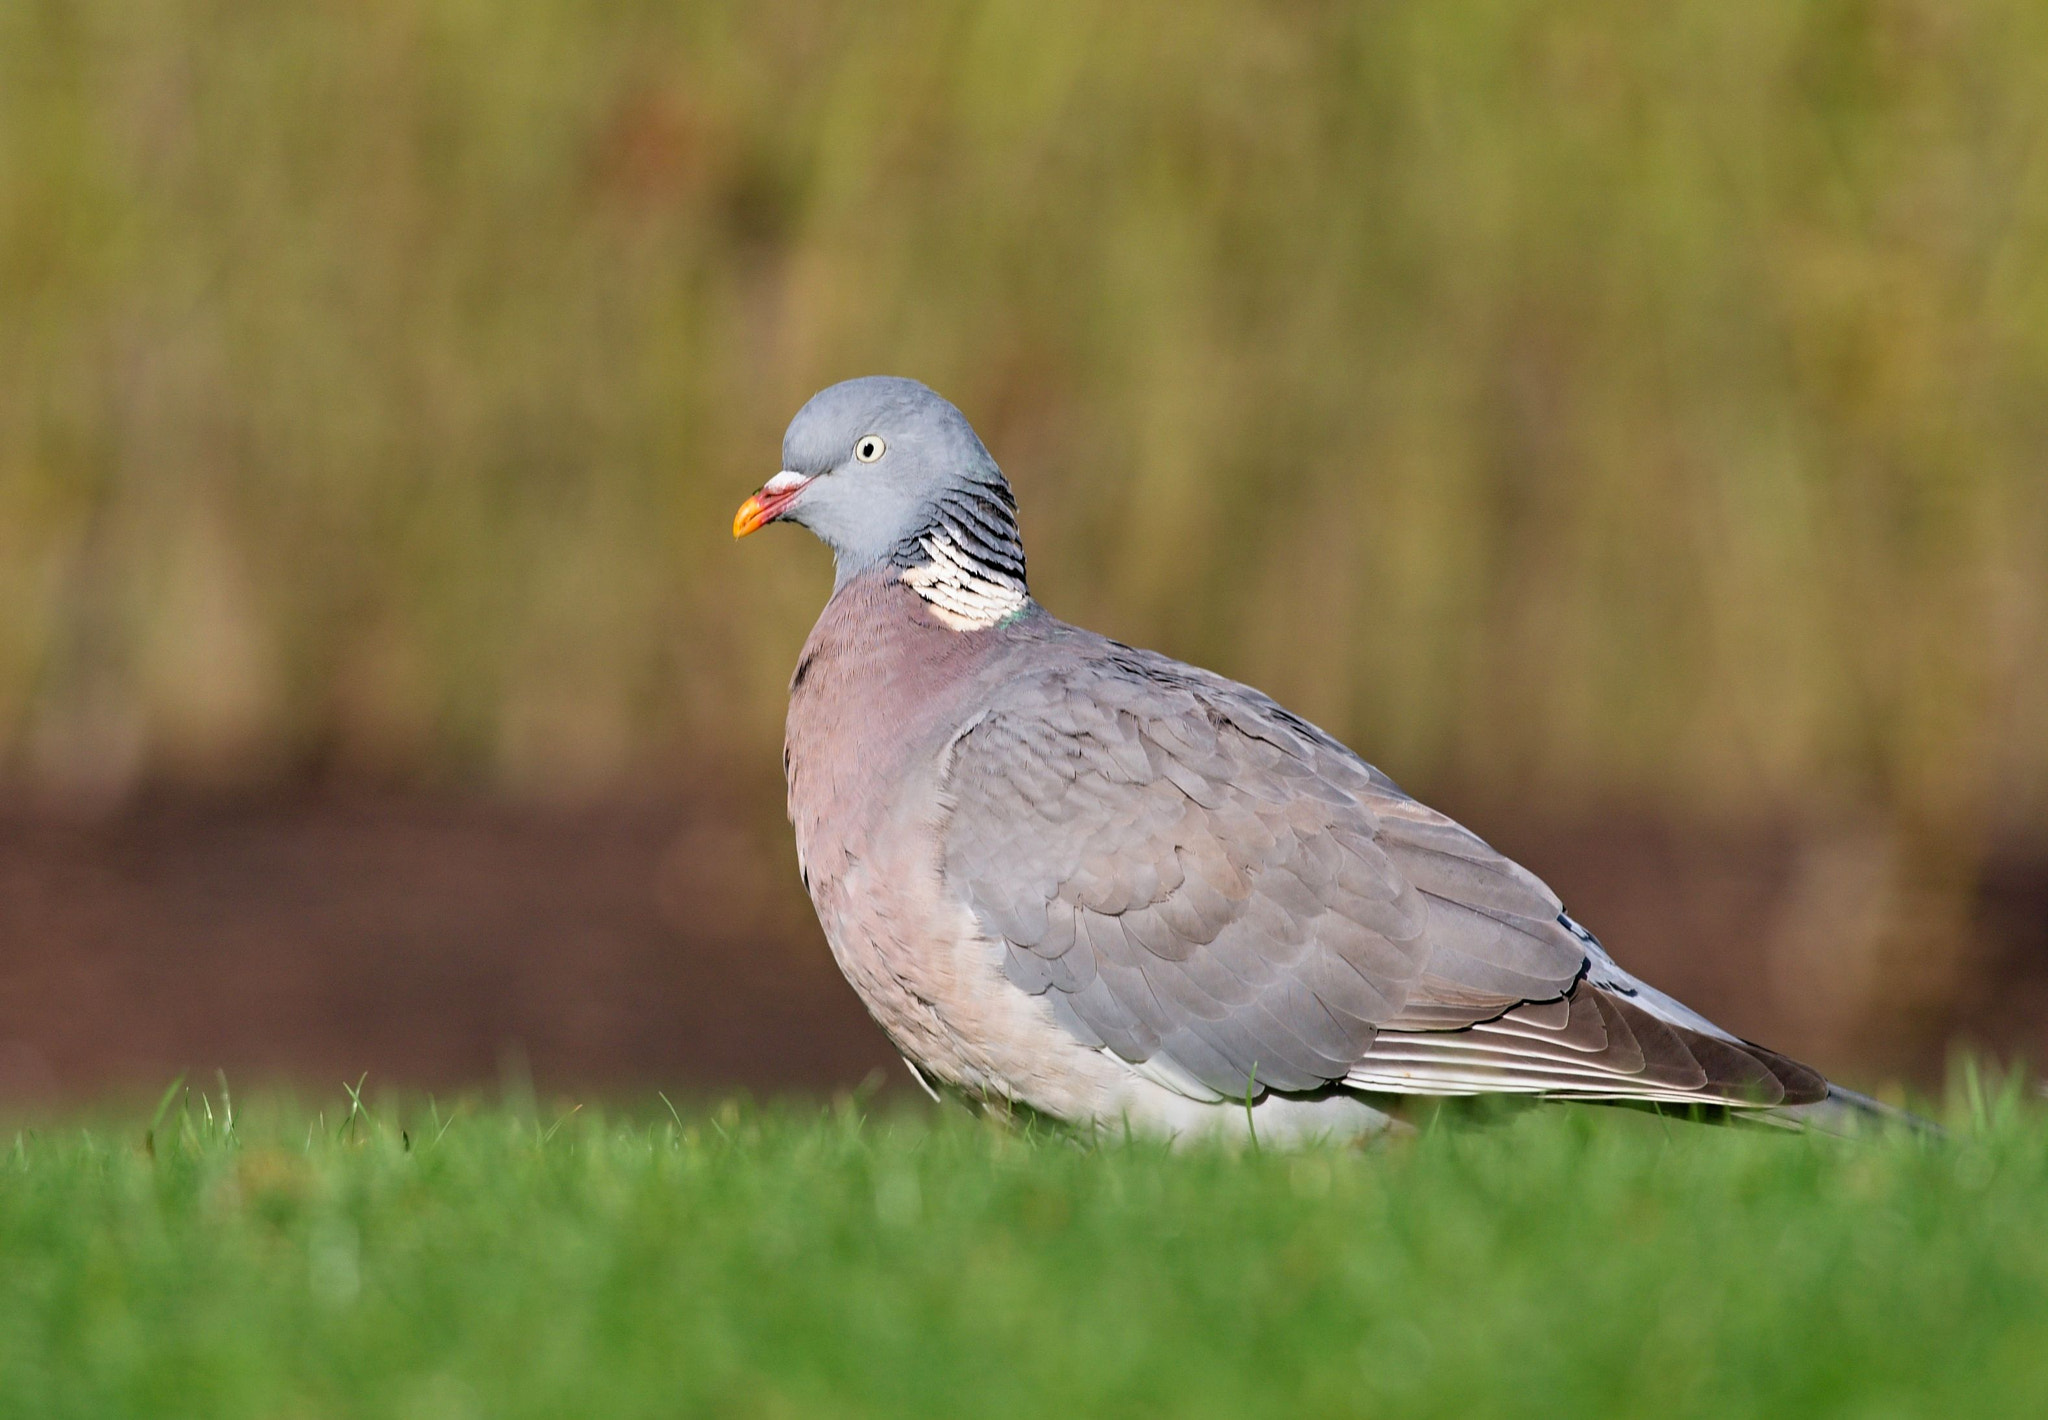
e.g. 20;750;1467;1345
6;1081;2046;1418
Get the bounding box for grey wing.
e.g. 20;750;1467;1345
942;652;1825;1108
938;655;1582;1098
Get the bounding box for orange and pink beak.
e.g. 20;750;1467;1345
733;470;812;538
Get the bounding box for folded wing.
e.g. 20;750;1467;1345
942;642;1822;1109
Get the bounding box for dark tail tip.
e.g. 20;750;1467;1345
1786;1083;1943;1139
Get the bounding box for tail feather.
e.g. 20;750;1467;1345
1774;1083;1941;1137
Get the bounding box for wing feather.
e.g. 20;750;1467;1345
944;640;1822;1110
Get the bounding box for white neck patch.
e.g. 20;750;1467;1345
899;528;1028;631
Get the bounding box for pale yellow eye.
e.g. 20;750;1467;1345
855;434;886;463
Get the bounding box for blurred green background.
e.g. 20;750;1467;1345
1;0;2044;1093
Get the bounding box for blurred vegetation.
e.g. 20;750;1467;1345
2;0;2043;848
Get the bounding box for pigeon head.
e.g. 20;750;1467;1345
735;377;1030;622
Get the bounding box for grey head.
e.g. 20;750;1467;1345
735;377;1029;605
